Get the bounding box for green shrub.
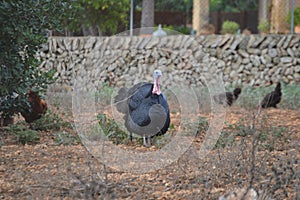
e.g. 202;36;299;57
197;117;209;134
0;0;70;119
221;20;240;34
97;113;129;144
287;6;300;26
214;117;286;151
152;133;172;148
96;82;115;105
258;19;269;33
160;25;191;35
9;125;39;145
215;130;235;149
258;123;286;152
53;131;80;146
214;121;248;149
30;110;71;131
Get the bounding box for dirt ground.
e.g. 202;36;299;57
0;107;299;199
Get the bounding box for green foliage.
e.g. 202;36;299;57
97;113;129;144
210;0;258;12
210;0;223;12
69;0;130;35
53;131;80;146
30;110;71;131
214;121;240;149
215;118;286;151
221;20;240;34
0;0;71;118
287;6;300;26
258;125;286;152
280;84;300;109
96;82;115;105
8;125;40;145
258;19;270;33
152;133;172;148
156;0;191;11
197;117;209;134
160;25;191;35
214;131;235;149
169;123;175;130
135;0;192;12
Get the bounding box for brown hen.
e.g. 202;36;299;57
21;91;47;124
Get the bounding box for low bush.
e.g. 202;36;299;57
31;110;71;131
221;20;240;34
8;125;40;145
53;131;80;146
258;19;269;33
161;25;191;35
215;116;286;151
287;6;300;26
97;113;129;144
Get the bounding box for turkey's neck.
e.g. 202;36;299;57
152;76;161;95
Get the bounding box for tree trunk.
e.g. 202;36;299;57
258;0;269;21
140;0;154;35
193;0;210;35
270;0;289;33
81;25;101;36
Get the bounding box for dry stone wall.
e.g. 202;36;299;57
37;35;300;91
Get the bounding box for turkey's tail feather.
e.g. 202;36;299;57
114;87;129;113
275;82;281;93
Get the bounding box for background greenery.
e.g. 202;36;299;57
210;0;258;12
0;0;70;119
69;0;130;35
0;0;131;119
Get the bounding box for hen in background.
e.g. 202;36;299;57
21;90;47;127
213;88;242;106
261;82;282;108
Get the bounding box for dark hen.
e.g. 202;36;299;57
261;82;281;108
213;88;242;106
114;70;170;147
21;91;47;126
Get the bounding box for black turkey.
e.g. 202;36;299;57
213;88;242;106
114;70;170;147
261;82;281;108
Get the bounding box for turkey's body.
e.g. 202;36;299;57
115;77;170;146
126;83;170;137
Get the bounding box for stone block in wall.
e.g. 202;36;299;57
268;48;278;58
280;57;293;64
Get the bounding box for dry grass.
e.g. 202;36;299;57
0;87;299;199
